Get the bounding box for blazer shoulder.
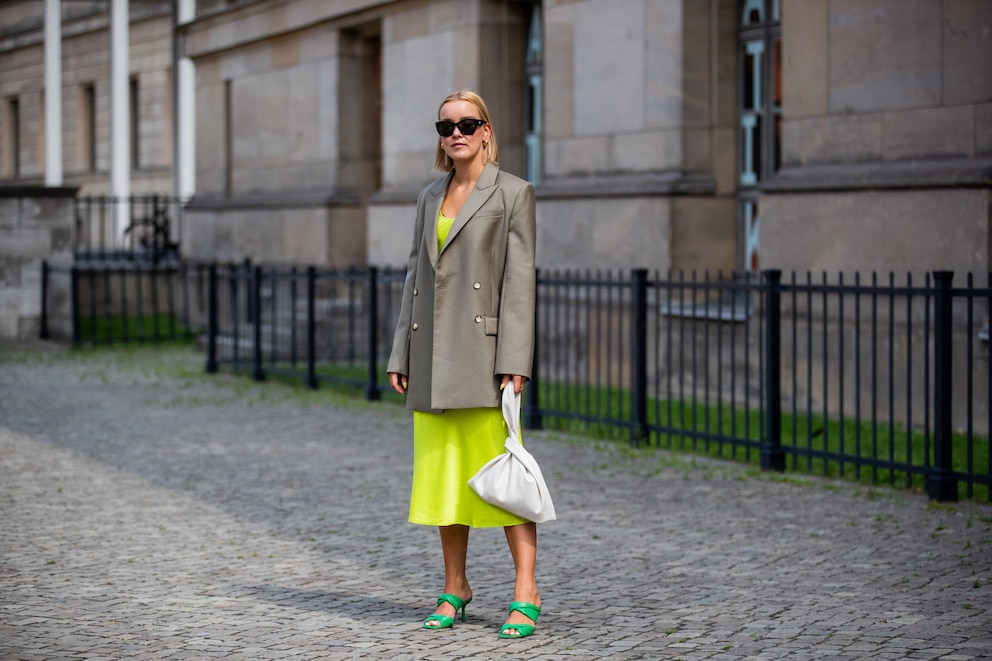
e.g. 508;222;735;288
419;172;451;202
493;168;531;191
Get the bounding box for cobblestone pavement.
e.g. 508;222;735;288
1;344;990;661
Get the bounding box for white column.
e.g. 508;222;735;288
110;0;130;241
43;0;62;186
176;0;196;200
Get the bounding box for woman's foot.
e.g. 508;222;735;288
423;590;473;629
499;591;540;638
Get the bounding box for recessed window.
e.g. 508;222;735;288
130;77;140;169
3;96;20;178
224;79;232;196
80;84;96;172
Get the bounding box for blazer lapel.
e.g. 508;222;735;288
442;163;499;253
425;173;450;269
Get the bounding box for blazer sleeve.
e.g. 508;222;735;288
386;191;427;375
494;179;537;379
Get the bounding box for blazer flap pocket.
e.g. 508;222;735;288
484;315;499;336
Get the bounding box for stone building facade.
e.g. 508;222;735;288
0;0;990;276
0;1;175;196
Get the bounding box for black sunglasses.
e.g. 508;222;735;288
435;118;487;137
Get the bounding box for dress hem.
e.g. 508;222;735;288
408;517;530;528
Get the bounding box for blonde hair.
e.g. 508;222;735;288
433;90;500;171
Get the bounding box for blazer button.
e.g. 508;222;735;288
412;322;419;330
474;315;483;323
413;288;418;296
473;281;481;289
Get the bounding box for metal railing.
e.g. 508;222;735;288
41;260;207;346
74;195;184;263
40;260;992;502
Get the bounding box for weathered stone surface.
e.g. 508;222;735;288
0;193;74;340
367;202;416;268
942;0;992;105
783;0;827;118
829;0;942;113
799;113;883;165
760;188;989;275
573;1;645;135
543;2;575;141
670;197;736;275
979;104;992;156
882;105;975;160
536;195;671;271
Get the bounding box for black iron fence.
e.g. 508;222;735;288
74;195;184;263
41;260;207;346
40;260;992;502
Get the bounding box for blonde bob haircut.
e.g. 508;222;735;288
433;90;499;171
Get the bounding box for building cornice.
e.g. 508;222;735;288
186;189;361;210
0;3;171;53
535;171;717;200
180;0;389;59
762;158;992;194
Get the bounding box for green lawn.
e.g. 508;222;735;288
78;314;197;346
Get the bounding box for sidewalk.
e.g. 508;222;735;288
1;345;990;660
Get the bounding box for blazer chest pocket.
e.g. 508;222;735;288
483;315;499;336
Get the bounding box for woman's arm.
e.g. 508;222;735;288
494;180;537;380
386;191;429;383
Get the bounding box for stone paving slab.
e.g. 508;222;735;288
0;345;990;660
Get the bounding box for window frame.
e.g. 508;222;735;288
736;0;781;272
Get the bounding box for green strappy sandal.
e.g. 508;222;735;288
423;593;471;630
498;601;541;639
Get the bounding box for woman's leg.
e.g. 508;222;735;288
502;522;540;634
425;524;473;625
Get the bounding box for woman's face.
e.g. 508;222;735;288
438;99;490;166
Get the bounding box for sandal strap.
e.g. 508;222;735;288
507;601;541;623
423;613;455;629
499;622;536;638
437;593;468;610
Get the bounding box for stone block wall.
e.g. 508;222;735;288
0;187;76;340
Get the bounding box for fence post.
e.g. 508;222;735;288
252;265;265;382
305;266;318;389
762;269;785;471
150;262;160;343
71;265;81;347
524;268;542;431
631;268;649;445
244;257;254;323
366;266;380;401
40;261;50;340
928;271;957;502
206;264;219;373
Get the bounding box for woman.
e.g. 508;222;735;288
386;90;540;639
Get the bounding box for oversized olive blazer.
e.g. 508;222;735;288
386;162;537;412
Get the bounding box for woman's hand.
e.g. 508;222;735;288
388;372;408;395
500;374;528;394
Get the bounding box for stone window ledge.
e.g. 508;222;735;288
186;189;360;211
762;158;992;194
536;171;717;200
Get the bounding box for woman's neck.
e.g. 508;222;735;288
450;157;486;187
